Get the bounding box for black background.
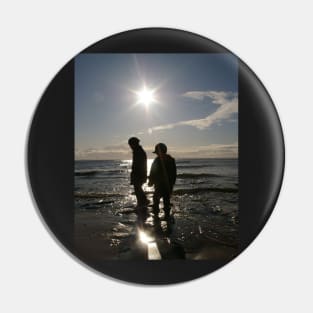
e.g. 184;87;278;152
27;28;284;284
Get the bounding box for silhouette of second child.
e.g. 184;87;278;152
128;137;148;208
148;143;177;219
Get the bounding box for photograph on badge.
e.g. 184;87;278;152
74;53;238;261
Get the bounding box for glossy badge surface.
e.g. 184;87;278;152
27;28;284;284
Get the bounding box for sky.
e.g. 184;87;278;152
75;53;238;160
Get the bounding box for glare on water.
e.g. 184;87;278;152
121;158;153;173
120;159;163;260
121;159;154;191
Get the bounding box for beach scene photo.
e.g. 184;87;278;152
75;53;238;261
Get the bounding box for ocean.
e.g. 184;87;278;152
74;158;239;260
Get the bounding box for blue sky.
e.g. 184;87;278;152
75;53;238;160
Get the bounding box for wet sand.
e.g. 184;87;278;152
75;191;238;261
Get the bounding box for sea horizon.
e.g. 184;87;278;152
75;157;239;162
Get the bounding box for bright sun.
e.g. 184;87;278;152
136;86;156;107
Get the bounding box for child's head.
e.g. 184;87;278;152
128;137;140;150
153;143;167;155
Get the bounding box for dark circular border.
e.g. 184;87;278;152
27;28;285;284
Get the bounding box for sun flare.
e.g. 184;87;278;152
135;86;156;107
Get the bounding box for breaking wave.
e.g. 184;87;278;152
173;187;238;195
177;173;221;179
75;169;124;176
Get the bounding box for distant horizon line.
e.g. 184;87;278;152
75;157;238;161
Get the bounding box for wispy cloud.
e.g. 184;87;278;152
173;143;238;158
75;143;130;160
149;91;238;132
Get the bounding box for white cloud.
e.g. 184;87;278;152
150;91;238;132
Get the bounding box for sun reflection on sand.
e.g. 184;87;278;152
138;230;154;244
138;230;161;260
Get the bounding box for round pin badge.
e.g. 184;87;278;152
27;28;284;284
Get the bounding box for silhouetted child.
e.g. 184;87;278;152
148;143;177;219
128;137;148;207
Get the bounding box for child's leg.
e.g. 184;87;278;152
163;192;171;217
152;189;161;215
